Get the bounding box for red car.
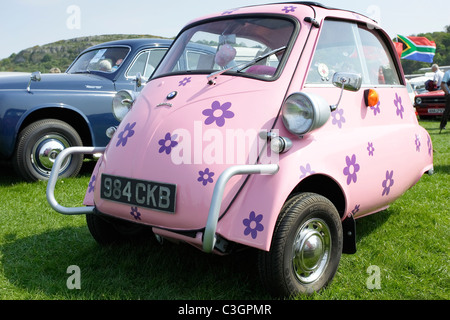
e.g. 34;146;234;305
414;90;446;119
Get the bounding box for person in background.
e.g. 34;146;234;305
440;69;450;133
432;64;444;88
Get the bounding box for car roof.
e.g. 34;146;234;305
262;2;376;22
83;38;173;53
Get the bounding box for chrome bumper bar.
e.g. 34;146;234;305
202;164;279;253
46;147;279;253
46;147;106;215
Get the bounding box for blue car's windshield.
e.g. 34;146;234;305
67;47;130;74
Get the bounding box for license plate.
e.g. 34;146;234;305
428;108;444;114
100;174;176;213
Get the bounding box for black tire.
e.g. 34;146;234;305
258;192;343;297
13;119;83;181
86;213;151;246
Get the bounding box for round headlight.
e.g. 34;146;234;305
415;97;422;105
281;92;331;136
112;90;135;121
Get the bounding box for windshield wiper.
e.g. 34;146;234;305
207;46;286;85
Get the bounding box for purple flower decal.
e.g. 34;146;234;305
299;163;315;179
382;170;394;196
343;154;360;185
222;9;237;15
370;101;381;116
202;101;234;127
367;142;375;156
394;93;404;119
179;77;191;86
116;122;136;147
415;135;421;152
282;5;296;13
197;168;214;186
427;135;432;156
130;207;141;220
351;204;360;215
158;132;178;154
331;109;346;129
88;174;96;193
243;211;264;239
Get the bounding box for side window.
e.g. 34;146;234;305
358;27;400;85
127;49;168;80
186;50;215;70
145;49;167;78
306;20;363;85
127;51;149;78
306;19;400;86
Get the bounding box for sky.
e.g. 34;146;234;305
0;0;448;60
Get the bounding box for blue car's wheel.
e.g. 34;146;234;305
13;119;83;181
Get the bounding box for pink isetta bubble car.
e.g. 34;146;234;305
47;2;434;297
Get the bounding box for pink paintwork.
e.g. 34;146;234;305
70;2;433;295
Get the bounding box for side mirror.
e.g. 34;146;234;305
27;71;41;93
330;72;362;111
134;72;143;90
332;72;362;91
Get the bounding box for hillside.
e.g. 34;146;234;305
0;34;170;73
1;29;449;75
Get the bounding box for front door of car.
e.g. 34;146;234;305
301;19;413;218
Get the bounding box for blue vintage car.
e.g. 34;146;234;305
0;38;174;181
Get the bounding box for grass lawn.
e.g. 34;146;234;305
0;120;448;301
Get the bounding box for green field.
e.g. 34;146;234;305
0;120;448;300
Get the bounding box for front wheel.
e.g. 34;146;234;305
86;214;152;246
13;119;83;181
258;192;343;297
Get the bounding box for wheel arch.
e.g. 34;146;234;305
18;105;94;147
288;174;347;218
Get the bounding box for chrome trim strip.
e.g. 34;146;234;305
203;164;279;253
46;146;106;215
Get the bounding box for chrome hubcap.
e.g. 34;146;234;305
31;134;71;175
292;218;331;283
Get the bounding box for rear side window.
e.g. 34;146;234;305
306;19;400;86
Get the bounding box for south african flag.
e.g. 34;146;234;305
396;35;436;63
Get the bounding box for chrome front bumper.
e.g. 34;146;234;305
46;147;279;253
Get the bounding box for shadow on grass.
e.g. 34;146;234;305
0;226;267;300
354;209;392;243
434;164;450;174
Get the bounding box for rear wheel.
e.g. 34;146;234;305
13;119;83;181
258;192;343;297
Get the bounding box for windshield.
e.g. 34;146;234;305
153;17;296;80
67;47;130;74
